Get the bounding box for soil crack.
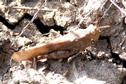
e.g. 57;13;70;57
0;13;64;34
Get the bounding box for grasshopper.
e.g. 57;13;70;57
11;24;110;62
11;11;110;62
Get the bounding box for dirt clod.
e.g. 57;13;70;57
1;0;126;84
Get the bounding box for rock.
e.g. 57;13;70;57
42;10;55;26
43;58;126;84
119;52;126;60
16;37;32;48
80;60;125;84
11;68;48;84
54;2;76;27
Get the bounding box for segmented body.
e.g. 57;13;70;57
11;24;100;61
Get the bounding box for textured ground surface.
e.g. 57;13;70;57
1;0;126;84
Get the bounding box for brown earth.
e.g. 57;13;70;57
1;0;126;84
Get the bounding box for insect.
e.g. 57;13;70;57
11;12;110;62
11;25;110;62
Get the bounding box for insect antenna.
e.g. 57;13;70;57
95;9;110;29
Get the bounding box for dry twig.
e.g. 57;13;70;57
11;0;47;46
110;0;126;15
0;5;52;12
